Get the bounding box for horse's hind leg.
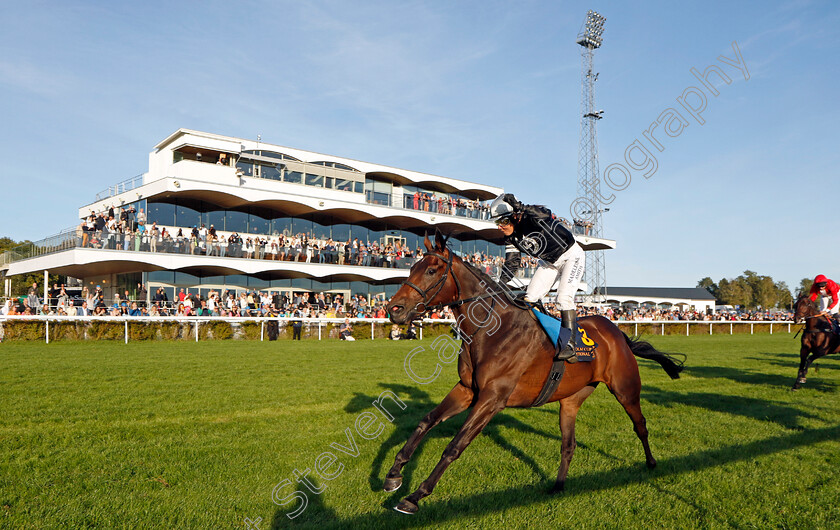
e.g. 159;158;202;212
609;378;656;469
552;384;596;493
384;383;472;492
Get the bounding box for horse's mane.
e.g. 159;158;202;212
450;248;515;300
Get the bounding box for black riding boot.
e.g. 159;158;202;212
558;309;578;363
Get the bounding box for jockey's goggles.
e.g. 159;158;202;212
494;217;513;227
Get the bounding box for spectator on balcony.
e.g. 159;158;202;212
149;223;159;252
136;208;146;226
161;228;172;253
129;302;142;316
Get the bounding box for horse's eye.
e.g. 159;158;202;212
427;268;437;275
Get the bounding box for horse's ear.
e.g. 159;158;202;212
434;229;447;251
423;231;432;251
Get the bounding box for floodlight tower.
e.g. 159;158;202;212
576;10;607;304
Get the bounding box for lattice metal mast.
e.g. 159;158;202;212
576;10;607;303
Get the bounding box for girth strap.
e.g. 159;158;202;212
532;357;566;407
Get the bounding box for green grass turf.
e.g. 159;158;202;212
1;334;839;529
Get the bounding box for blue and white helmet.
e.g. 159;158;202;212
489;194;515;221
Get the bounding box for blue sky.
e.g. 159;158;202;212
1;0;837;290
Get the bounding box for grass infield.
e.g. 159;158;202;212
2;334;840;528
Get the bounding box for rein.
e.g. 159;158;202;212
399;251;512;314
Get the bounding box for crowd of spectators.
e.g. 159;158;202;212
0;281;458;322
403;193;490;219
570;305;794;322
74;206;450;270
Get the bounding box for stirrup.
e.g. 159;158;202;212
556;343;578;363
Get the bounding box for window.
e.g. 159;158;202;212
147;201;175;226
175;204;200;228
335;179;353;192
285;171;302;184
354;182;364;193
236;161;255;177
260;164;283;181
305;173;324;187
325;177;333;189
248;212;269;235
207;210;226;231
226;210;248;233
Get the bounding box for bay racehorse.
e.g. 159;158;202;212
384;232;682;514
791;295;840;390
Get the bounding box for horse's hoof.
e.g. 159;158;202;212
383;476;402;493
646;458;657;469
791;386;800;392
393;498;418;515
550;482;565;494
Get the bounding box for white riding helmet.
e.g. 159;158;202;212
489;194;515;221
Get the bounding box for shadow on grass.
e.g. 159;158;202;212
347;383;562;498
682;365;838;393
642;386;820;429
271;423;840;529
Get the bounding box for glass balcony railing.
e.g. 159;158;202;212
0;226;422;271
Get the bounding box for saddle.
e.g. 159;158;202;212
530;309;599;407
532;309;598;361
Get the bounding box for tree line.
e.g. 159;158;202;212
697;271;815;310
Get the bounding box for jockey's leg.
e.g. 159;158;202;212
524;261;557;303
554;244;585;362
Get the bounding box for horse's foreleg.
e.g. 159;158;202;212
394;390;507;514
384;383;473;492
793;344;813;390
552;384;596;493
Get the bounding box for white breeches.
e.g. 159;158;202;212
525;243;585;310
820;296;839;315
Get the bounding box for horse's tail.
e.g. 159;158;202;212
622;332;684;380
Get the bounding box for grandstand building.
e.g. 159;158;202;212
1;129;615;305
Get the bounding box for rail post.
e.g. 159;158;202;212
318;321;322;340
125;320;128;344
686;322;689;336
260;320;264;341
46;320;49;344
371;321;374;340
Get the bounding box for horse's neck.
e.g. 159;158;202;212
451;261;523;337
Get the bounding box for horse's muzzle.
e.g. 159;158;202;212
388;301;419;325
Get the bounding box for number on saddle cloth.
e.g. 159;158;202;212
531;309;597;359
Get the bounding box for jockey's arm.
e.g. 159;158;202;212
501;247;521;283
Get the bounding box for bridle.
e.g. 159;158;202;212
400;251;461;315
399;250;510;315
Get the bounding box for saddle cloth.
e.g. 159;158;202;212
532;309;597;361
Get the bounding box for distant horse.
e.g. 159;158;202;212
384;232;682;514
791;295;840;390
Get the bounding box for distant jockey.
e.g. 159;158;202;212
809;274;840;333
489;193;584;361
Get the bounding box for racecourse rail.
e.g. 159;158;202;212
0;316;797;344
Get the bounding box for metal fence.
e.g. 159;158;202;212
94;174;145;202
